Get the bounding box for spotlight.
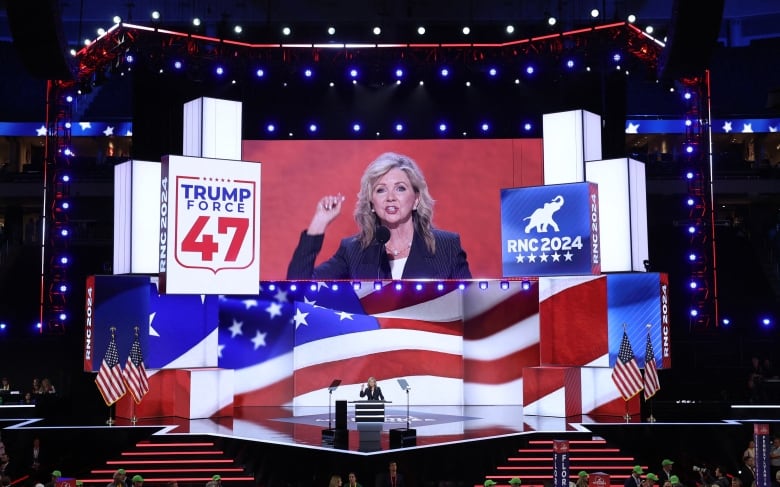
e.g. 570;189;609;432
415;283;423;291
481;123;489;132
521;280;531;291
627;14;637;23
565;59;575;69
327;26;336;36
685;171;694;179
304;69;313;78
440;68;449;77
506;25;515;34
308;123;318;133
282;26;291;36
500;281;510;290
352;123;361;133
590;8;600;18
722;317;730;326
488;67;497;76
688;252;697;261
113;15;122;24
462;26;471;35
437;283;445;291
438;123;447;133
256;68;265;78
59;284;68;292
394;68;404;78
395;123;404;133
374;281;382;290
478;281;488;290
373;26;381;35
394;282;403;291
523;122;533;132
174;61;183;70
349;68;358;78
266;123;275;133
352;281;361;290
289;283;297;292
215;66;224;76
690;309;698;317
547;17;557;26
525;65;535;75
151;11;161;20
234;25;243;34
193;18;201;27
309;283;317;291
761;317;772;326
417;26;426;35
58;313;67;321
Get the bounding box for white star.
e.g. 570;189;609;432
266;301;283;319
528;253;537;263
551;252;561;262
242;299;258;309
79;122;92;130
515;254;525;263
722;121;732;133
335;310;354;321
539;252;549;262
564;251;574;261
304;296;317;306
36;125;47;136
274;288;289;303
125;129;133;136
293;308;310;329
316;281;330;292
149;312;160;337
741;123;753;133
251;330;267;349
625;122;640;134
770;126;778;133
103;125;114;136
217;343;225;359
228;319;243;337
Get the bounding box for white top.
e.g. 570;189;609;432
389;257;408;279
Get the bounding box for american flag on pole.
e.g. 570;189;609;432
95;329;126;406
123;331;150;404
611;329;643;400
643;330;660;400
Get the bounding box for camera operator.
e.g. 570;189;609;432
694;466;729;487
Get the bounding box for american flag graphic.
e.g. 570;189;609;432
643;331;660;400
96;331;126;406
123;332;150;404
217;281;537;407
611;330;643;401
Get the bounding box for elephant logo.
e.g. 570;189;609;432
523;195;564;233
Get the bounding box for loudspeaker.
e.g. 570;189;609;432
335;399;347;430
321;428;348;449
657;0;725;81
389;428;416;448
6;0;74;80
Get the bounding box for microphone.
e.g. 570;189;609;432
376;225;391;279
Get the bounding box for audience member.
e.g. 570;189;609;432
0;454;13;480
131;475;143;487
510;478;522;487
0;378;9;391
45;470;61;487
660;460;674;484
771;437;780;480
40;379;55;395
347;472;362;487
377;460;405;487
328;475;343;487
625;466;644;487
28;437;44;480
205;475;221;487
739;456;756;487
106;469;127;487
645;473;659;487
744;440;756;462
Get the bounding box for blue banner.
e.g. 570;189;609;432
553;440;570;487
755;423;771;487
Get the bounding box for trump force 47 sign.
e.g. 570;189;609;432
160;155;261;294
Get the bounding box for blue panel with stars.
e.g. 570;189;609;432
500;182;600;277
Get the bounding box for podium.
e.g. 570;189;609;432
352;400;389;452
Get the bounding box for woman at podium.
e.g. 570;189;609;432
360;377;385;401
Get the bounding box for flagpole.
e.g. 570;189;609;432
624;400;631;423
131;399;137;425
106;403;115;426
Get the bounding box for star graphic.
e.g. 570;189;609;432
304;296;317;306
36;125;47;136
551;252;561;262
217;343;226;359
515;254;525;263
770;126;778;132
79;122;92;130
564;251;574;261
335;310;354;321
293;308;310;329
103;126;114;136
265;301;283;319
125;129;133;136
274;288;289;303
625;122;640;134
722;121;732;133
228;319;243;337
242;299;258;309
539;252;549;262
251;330;267;350
741;123;753;133
528;253;537;263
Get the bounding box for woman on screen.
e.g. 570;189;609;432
286;152;472;280
360;377;384;401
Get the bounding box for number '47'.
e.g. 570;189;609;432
181;216;249;261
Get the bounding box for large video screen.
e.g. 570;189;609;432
243;138;543;279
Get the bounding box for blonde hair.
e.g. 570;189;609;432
354;152;436;253
329;475;342;487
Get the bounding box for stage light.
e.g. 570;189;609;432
215;66;224;76
458;283;466;290
627;14;636;23
690;309;698;317
612;53;622;63
59;313;67;321
500;281;510;290
590;8;600;18
374;281;382;290
521;280;531;291
113;15;122;24
289;283;298;292
488;67;497;77
394;282;403;291
125;54;134;63
481;123;489;132
645;26;654;34
349;68;358;78
689;281;698;289
394;68;404;78
282;26;291;36
59;284;68;293
722;317;730;326
174;61;183;70
308;123;318;133
267;283;276;291
547;17;557;26
352;281;361;290
304;69;313;78
415;283;423;291
332;283;339;291
761;317;772;326
436;283;444;291
685;119;693;127
60;229;69;237
329;82;335;87
438;123;447;133
256;68;265;77
327;26;336;36
523;122;533;131
151;11;161;20
0;323;5;330
193;18;201;27
478;281;488;290
687;197;695;206
309;283;317;291
96;27;106;37
685;145;695;154
525;65;535;75
685;171;694;179
440;68;450;77
62;174;70;182
462;26;471;35
373;26;381;36
70;49;76;56
688;226;696;234
465;81;471;87
84;39;91;46
234;25;243;34
36;322;42;330
61;201;70;210
60;256;69;265
266;124;275;133
506;25;515;34
395;123;404;133
417;26;426;35
352;123;361;133
688;252;697;261
65;122;71;129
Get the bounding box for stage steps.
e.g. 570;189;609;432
77;435;256;487
481;438;645;487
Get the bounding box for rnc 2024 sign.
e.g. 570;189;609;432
501;182;600;277
159;155;261;295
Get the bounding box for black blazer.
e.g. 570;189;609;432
360;386;384;401
287;228;471;280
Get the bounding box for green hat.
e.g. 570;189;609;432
132;475;144;483
578;472;589;478
647;473;659;482
116;469;126;476
670;476;680;484
52;471;62;478
633;466;645;475
212;475;221;481
76;482;84;486
484;481;497;487
509;478;522;486
662;460;674;467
